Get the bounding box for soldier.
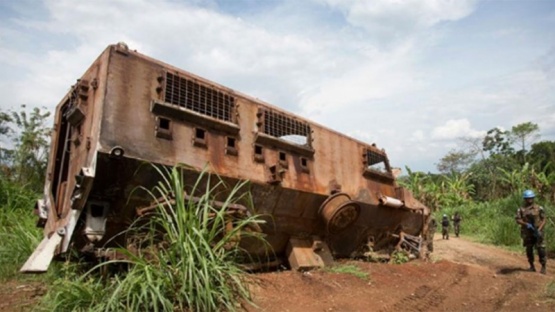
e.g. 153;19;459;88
452;212;462;237
515;190;546;274
426;216;437;252
441;214;450;240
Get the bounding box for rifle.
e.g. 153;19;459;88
526;215;542;239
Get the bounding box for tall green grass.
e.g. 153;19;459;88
437;194;555;253
0;178;41;280
40;165;267;312
325;264;369;280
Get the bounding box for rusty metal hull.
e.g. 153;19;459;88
22;43;431;272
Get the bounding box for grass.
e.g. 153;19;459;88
390;250;410;265
0;178;42;280
39;165;268;312
326;264;369;280
436;195;555;255
545;280;555;300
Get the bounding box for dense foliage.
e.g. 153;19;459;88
0;105;50;280
40;166;266;311
1;103;554;308
399;122;555;254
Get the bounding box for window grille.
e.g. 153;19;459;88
261;110;311;146
165;72;235;122
366;150;389;174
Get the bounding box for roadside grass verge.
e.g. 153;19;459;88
39;165;268;312
437;195;555;255
326;263;369;281
545;280;555;300
0;179;42;281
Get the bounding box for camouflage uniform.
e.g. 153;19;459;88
515;204;546;272
426;217;437;252
452;213;462;237
441;216;450;240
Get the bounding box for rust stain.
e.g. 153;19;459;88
27;43;432;272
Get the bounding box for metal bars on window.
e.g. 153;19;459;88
366;150;388;173
261;109;311;146
165;72;235;123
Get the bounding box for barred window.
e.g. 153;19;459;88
261;109;311;146
366;150;389;174
165;72;235;122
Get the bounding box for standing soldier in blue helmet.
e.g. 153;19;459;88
515;190;547;274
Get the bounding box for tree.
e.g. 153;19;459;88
1;105;51;192
0;111;10;136
483;127;513;156
510;122;540;163
528;141;555;174
0;111;13;176
511;122;540;152
436;149;475;174
459;136;486;160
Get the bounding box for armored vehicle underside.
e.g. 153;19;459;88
21;44;431;272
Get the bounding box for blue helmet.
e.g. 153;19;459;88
523;190;535;199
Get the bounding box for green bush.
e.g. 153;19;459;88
0;178;41;280
390;250;410;265
437;194;555;254
40;165;267;312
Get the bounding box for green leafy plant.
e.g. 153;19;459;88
0;178;41;280
326;264;369;280
40;165;268;312
390;250;409;265
1;105;51;192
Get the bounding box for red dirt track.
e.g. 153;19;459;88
1;234;554;311
247;234;555;312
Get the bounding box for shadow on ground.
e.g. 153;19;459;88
496;267;528;275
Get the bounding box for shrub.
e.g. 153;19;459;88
0;178;41;280
390;250;409;265
40;165;267;312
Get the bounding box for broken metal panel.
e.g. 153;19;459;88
24;44;432;272
40;47;110;255
84;201;109;242
287;237;333;271
20;231;63;273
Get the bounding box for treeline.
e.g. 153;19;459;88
0;105;51;194
399;122;555;252
0;105;50;280
400;122;555;209
1;106;263;310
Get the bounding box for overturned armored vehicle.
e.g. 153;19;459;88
22;43;431;273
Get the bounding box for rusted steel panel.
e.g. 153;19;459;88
287;237;334;271
22;43;432;272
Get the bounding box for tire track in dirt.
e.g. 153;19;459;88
379;266;468;312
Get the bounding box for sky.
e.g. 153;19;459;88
1;0;554;173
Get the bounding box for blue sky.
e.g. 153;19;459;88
1;0;554;172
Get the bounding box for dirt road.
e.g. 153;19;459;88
1;234;554;311
248;234;555;312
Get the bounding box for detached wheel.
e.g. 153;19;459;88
319;193;361;234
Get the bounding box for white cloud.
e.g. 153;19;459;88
299;45;426;116
1;0;554;173
314;0;477;43
347;129;378;145
431;119;485;140
0;0;329;112
411;130;425;142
